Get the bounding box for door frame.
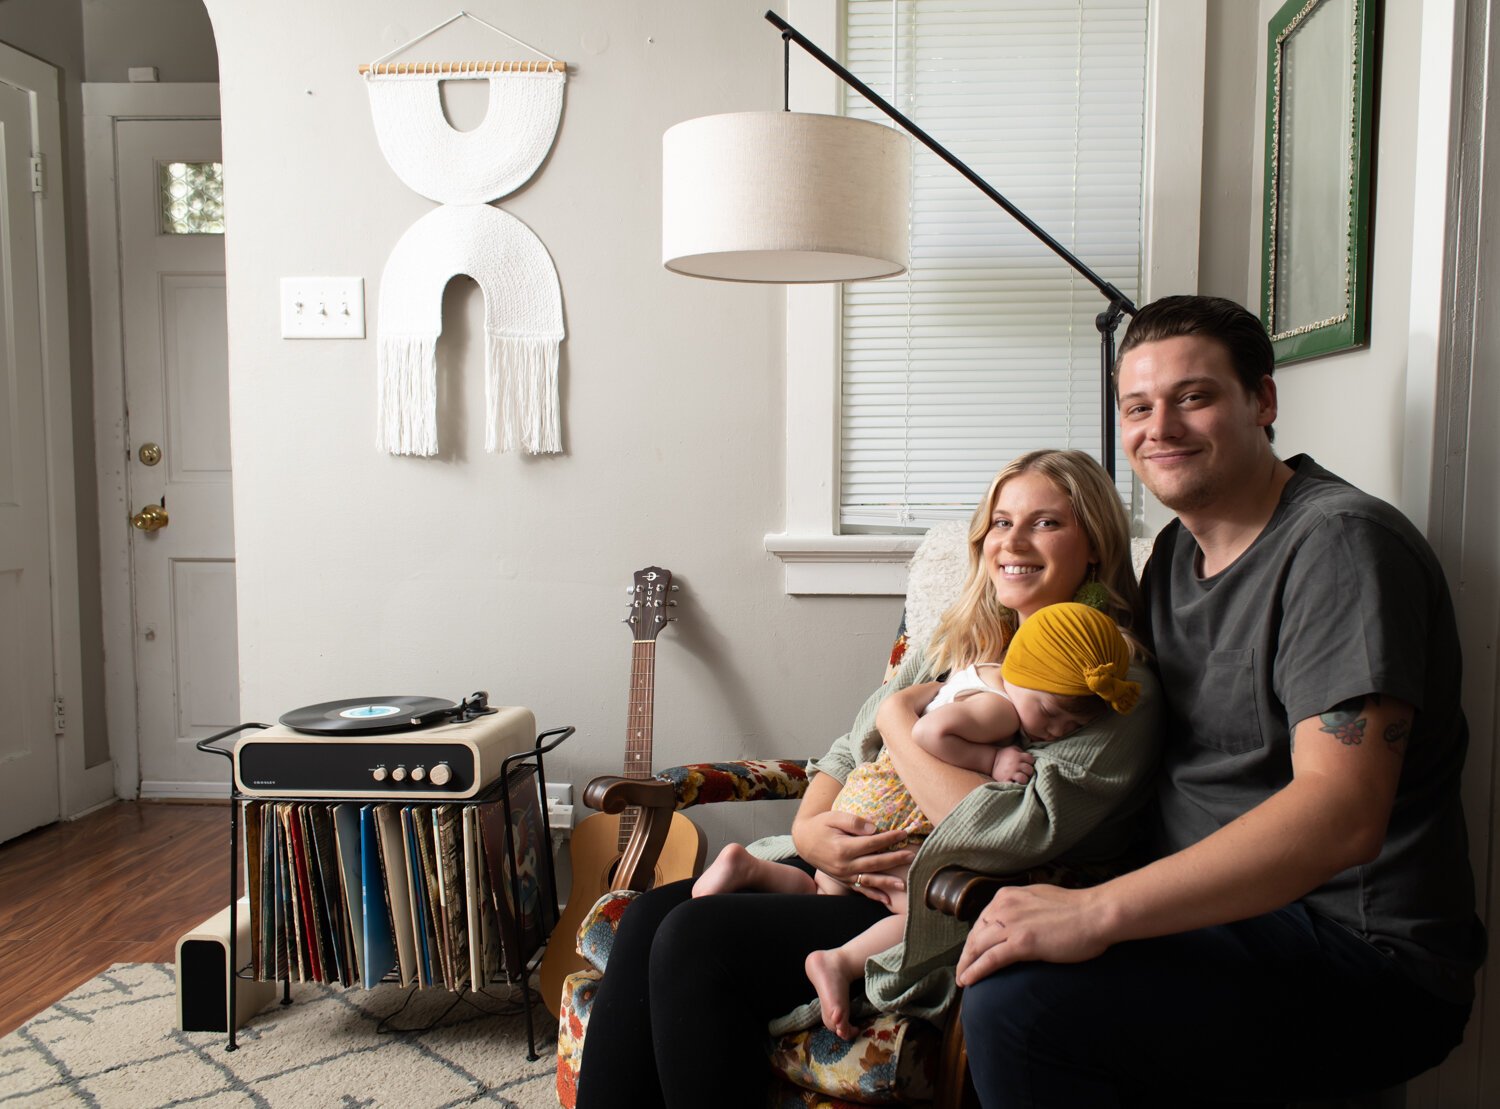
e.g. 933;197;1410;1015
0;42;100;822
82;83;220;801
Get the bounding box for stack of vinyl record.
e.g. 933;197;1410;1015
243;769;549;990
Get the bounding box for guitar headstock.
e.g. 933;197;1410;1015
625;566;678;641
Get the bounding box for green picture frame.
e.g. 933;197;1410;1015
1261;0;1378;365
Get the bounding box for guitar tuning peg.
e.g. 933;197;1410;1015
670;584;680;591
667;600;678;606
626;586;636;594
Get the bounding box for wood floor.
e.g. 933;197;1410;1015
0;800;236;1038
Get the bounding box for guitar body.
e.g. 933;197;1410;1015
540;808;705;1016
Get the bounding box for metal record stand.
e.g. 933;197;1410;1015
197;711;573;1060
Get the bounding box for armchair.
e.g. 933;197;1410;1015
554;524;1153;1107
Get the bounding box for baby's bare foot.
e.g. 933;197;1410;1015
692;843;756;897
805;949;859;1041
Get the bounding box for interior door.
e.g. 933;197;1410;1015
0;79;60;842
116;117;238;794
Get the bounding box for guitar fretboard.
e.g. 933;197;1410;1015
617;640;656;852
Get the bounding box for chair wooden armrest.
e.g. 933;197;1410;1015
579;776;678;893
927;856;1133;923
579;760;810;896
583;775;677;813
925;865;1040;923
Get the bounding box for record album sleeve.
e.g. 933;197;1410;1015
373;804;415;987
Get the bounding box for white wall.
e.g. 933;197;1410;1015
198;0;903;854
1197;0;1425;509
82;0;217;82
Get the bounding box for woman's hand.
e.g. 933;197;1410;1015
792;769;916;880
793;807;915;881
852;869;907;908
954;884;1113;987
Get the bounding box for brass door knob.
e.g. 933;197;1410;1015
130;503;169;531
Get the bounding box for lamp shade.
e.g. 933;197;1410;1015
662;111;911;283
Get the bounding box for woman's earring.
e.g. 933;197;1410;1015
1073;564;1109;611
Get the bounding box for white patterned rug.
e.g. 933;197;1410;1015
0;964;558;1107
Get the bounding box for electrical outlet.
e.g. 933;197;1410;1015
545;781;572;806
280;276;365;339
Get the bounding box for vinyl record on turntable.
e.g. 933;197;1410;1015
279;695;455;735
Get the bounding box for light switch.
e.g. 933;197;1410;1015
280;277;365;339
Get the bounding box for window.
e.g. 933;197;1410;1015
158;161;225;234
841;0;1146;530
768;0;1205;593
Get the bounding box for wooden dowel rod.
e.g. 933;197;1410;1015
358;60;567;75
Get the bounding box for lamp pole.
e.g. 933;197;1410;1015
766;10;1135;478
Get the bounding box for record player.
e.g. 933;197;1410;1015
232;692;535;801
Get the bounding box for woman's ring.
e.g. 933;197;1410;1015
853;874;864;888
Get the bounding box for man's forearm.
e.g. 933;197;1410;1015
1092;774;1384;944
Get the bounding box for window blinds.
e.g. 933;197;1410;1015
840;0;1148;529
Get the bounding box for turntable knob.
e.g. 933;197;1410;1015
392;766;407;782
429;764;452;787
372;766;388;782
411;766;427;782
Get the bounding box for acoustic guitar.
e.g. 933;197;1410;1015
539;566;706;1017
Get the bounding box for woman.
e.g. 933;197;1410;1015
574;450;1160;1109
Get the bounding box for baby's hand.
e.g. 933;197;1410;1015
991;746;1035;784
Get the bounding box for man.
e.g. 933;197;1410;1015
955;296;1483;1105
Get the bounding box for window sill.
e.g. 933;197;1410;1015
764;533;922;595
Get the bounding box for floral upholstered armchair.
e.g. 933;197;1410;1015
553;525;1154;1108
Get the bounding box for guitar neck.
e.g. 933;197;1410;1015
618;639;655;852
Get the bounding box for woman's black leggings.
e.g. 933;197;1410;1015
574;875;889;1109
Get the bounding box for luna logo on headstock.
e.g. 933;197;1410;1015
624;565;680;641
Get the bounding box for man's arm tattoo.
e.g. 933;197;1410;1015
1384;718;1411;755
1319;695;1371;746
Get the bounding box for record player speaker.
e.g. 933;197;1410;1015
176;899;277;1033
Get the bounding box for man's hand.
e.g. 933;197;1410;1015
955;884;1112;987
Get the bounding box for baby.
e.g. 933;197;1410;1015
692;602;1140;1039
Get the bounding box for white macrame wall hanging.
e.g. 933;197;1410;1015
363;12;567;456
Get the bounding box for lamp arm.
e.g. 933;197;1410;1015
766;10;1136;316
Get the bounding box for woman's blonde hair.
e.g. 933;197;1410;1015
925;450;1145;674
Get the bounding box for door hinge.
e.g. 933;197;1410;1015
53;696;66;735
30;155;43;195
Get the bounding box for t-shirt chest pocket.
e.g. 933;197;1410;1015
1186;648;1266;755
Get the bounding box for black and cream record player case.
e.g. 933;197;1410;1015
191;690;573;1059
231;692;536;800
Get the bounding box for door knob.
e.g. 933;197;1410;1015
131;501;169;531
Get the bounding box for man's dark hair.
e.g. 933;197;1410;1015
1116;294;1276;440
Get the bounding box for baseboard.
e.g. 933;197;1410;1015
62;760;117;818
139;780;231;801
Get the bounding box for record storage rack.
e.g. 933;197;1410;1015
196;722;574;1058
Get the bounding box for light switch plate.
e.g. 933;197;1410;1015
280;277;365;339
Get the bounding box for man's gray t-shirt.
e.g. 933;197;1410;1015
1143;455;1483;1003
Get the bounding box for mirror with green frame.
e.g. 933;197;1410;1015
1261;0;1377;365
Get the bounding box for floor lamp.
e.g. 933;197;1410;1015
661;10;1137;478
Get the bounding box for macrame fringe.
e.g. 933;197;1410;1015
377;335;439;456
485;334;561;454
